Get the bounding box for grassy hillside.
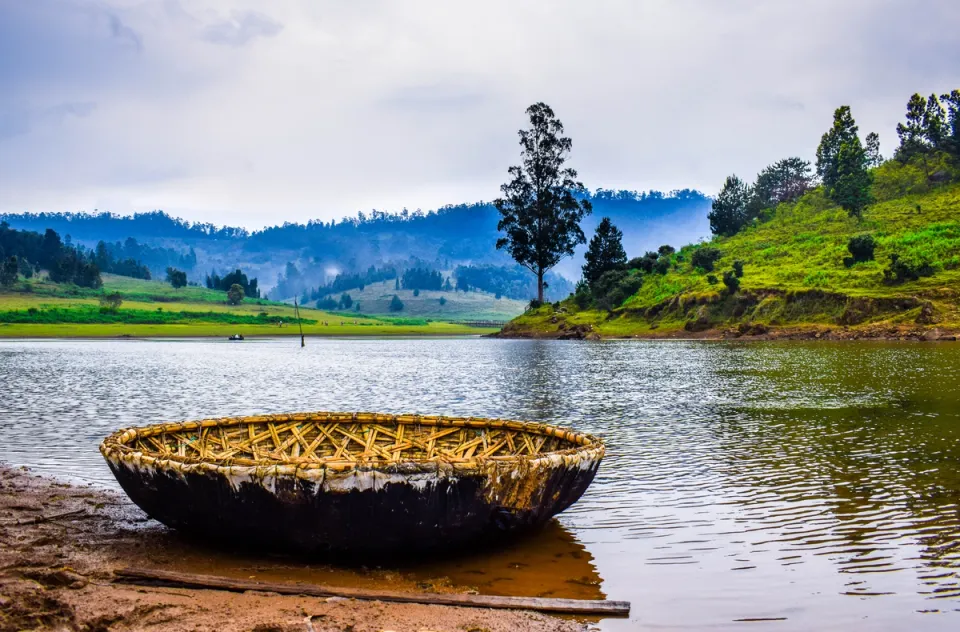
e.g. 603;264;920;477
505;174;960;340
320;279;525;321
0;274;496;338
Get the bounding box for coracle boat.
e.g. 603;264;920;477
100;412;604;554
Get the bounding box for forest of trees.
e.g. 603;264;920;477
0;223;102;288
0;210;249;243
205;269;260;298
308;265;398;298
452;264;573;301
401;267;443;291
92;241;152;280
94;238;196;278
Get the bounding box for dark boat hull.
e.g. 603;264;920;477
106;456;601;554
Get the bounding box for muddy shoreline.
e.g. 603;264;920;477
0;465;586;632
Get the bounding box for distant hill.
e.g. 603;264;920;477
0;189;711;302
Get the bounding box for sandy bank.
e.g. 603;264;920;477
0;465;586;632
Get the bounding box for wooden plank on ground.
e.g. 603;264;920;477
114;567;630;616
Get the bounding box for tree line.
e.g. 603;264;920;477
401;267;443;291
1;223;102;288
93;237;196;278
204;269;260;299
0;210;249;243
452;264;573;301
709;89;960;236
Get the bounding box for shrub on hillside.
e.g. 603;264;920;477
883;252;936;284
722;270;740;294
732;260;744;278
227;283;245;305
593;270;643;312
98;292;123;312
691;247;722;272
573;280;593;309
844;234;876;267
389;294;405;311
706;274;718;285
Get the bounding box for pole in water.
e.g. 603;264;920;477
294;297;305;347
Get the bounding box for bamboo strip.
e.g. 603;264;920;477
114;568;630;616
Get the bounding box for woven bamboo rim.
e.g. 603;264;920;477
100;412;603;474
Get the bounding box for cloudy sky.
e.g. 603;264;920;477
1;0;958;228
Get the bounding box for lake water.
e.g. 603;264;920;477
2;337;960;630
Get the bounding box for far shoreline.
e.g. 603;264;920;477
0;322;499;339
492;322;960;342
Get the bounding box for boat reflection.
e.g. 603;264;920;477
125;517;604;601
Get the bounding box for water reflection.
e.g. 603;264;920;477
2;338;960;629
119;516;603;602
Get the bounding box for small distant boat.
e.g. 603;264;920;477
99;412;604;554
228;334;244;341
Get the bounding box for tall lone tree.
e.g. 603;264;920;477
582;217;626;284
495;102;592;303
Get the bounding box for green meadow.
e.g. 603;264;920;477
0;274;496;338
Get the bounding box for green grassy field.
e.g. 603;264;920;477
0;275;496;338
312;279;526;321
506;171;960;339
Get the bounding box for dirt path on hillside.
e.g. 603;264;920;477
0;466;587;632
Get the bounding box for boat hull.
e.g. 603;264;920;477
105;457;600;554
100;413;604;554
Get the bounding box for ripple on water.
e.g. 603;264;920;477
2;338;960;630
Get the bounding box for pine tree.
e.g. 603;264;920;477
942;89;960;158
923;93;947;149
833;138;873;219
865;132;883;167
582;217;627;284
817;106;859;192
708;175;751;236
748;157;813;216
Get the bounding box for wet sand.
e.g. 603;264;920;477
0;465;588;632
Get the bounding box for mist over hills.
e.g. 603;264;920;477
0;189;711;300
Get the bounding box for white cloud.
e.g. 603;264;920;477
1;0;958;228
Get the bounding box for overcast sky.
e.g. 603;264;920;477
1;0;958;228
